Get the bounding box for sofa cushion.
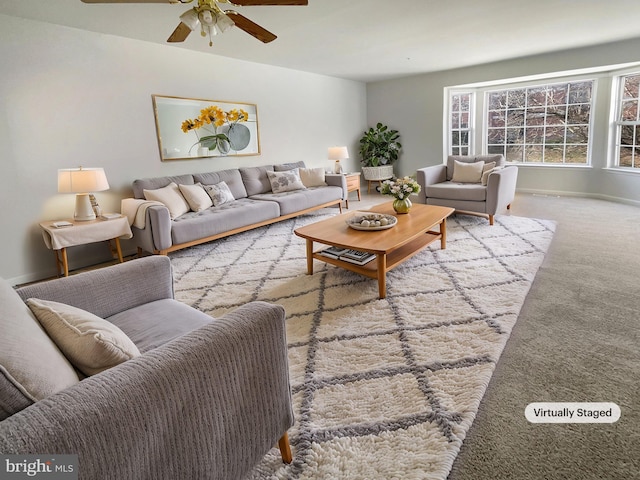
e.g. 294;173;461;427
143;182;191;219
132;174;195;199
250;185;342;215
425;181;487;202
178;183;213;212
193;169;248;200
451;160;485;183
108;299;213;353
274;161;306;172
203;181;235;207
0;280;79;420
266;169;306;194
239;165;274;196
170;198;280;245
26;298;140;376
299;167;327;187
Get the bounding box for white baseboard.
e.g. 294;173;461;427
516;188;640;208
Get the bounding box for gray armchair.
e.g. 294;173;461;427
417;154;518;225
1;256;294;479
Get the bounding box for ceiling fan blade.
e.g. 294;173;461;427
228;0;308;5
225;11;277;43
167;22;192;42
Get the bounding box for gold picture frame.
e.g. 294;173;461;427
152;94;261;161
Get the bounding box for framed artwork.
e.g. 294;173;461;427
152;95;261;161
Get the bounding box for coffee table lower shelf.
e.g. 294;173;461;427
308;230;442;298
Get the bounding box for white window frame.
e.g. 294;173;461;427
482;80;595;165
447;91;474;157
611;72;640;170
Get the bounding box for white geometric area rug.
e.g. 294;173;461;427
170;209;556;480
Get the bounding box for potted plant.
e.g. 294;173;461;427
358;122;402;182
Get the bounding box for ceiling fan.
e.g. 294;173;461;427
80;0;308;46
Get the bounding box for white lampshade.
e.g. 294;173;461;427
58;167;110;222
328;146;349;160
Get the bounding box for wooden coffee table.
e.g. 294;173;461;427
294;202;454;298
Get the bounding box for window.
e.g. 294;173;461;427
614;73;640;169
485;81;594;164
449;92;472;155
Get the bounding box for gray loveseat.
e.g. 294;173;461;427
128;161;347;255
0;256;294;479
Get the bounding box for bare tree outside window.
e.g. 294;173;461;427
615;74;640;168
486;81;593;164
450;93;472;156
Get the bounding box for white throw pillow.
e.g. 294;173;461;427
266;168;306;193
178;183;213;212
451;160;485;183
143;182;190;219
203;181;235;207
299;167;327;187
26;298;141;376
481;166;505;186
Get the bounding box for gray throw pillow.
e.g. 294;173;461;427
203;181;236;207
266;168;306;193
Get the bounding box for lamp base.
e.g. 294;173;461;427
74;193;96;221
334;160;344;174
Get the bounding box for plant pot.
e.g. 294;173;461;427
361;165;394;181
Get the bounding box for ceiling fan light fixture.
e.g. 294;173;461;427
179;8;200;31
199;9;214;25
215;11;235;33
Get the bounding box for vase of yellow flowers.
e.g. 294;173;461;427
181;105;250;156
380;176;421;214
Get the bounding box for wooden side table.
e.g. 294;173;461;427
40;216;133;277
343;172;362;209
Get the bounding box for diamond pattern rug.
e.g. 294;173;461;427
170;209;555;480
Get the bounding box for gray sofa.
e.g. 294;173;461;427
0;256;294;479
129;161;347;255
416;154;518;225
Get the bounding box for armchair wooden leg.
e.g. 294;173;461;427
489;215;494;226
507;203;512;209
278;432;293;464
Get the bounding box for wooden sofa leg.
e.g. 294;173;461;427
489;215;494;226
278;432;293;464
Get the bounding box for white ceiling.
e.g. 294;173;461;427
3;0;640;82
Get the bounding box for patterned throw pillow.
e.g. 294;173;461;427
203;181;236;207
266;168;306;193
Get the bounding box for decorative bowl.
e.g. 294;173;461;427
346;212;397;231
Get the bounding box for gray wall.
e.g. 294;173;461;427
0;14;367;284
367;37;640;204
3;13;640;283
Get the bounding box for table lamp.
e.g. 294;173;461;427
58;167;110;221
328;146;349;174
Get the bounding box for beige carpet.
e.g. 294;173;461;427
170;209;555;479
447;194;640;480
